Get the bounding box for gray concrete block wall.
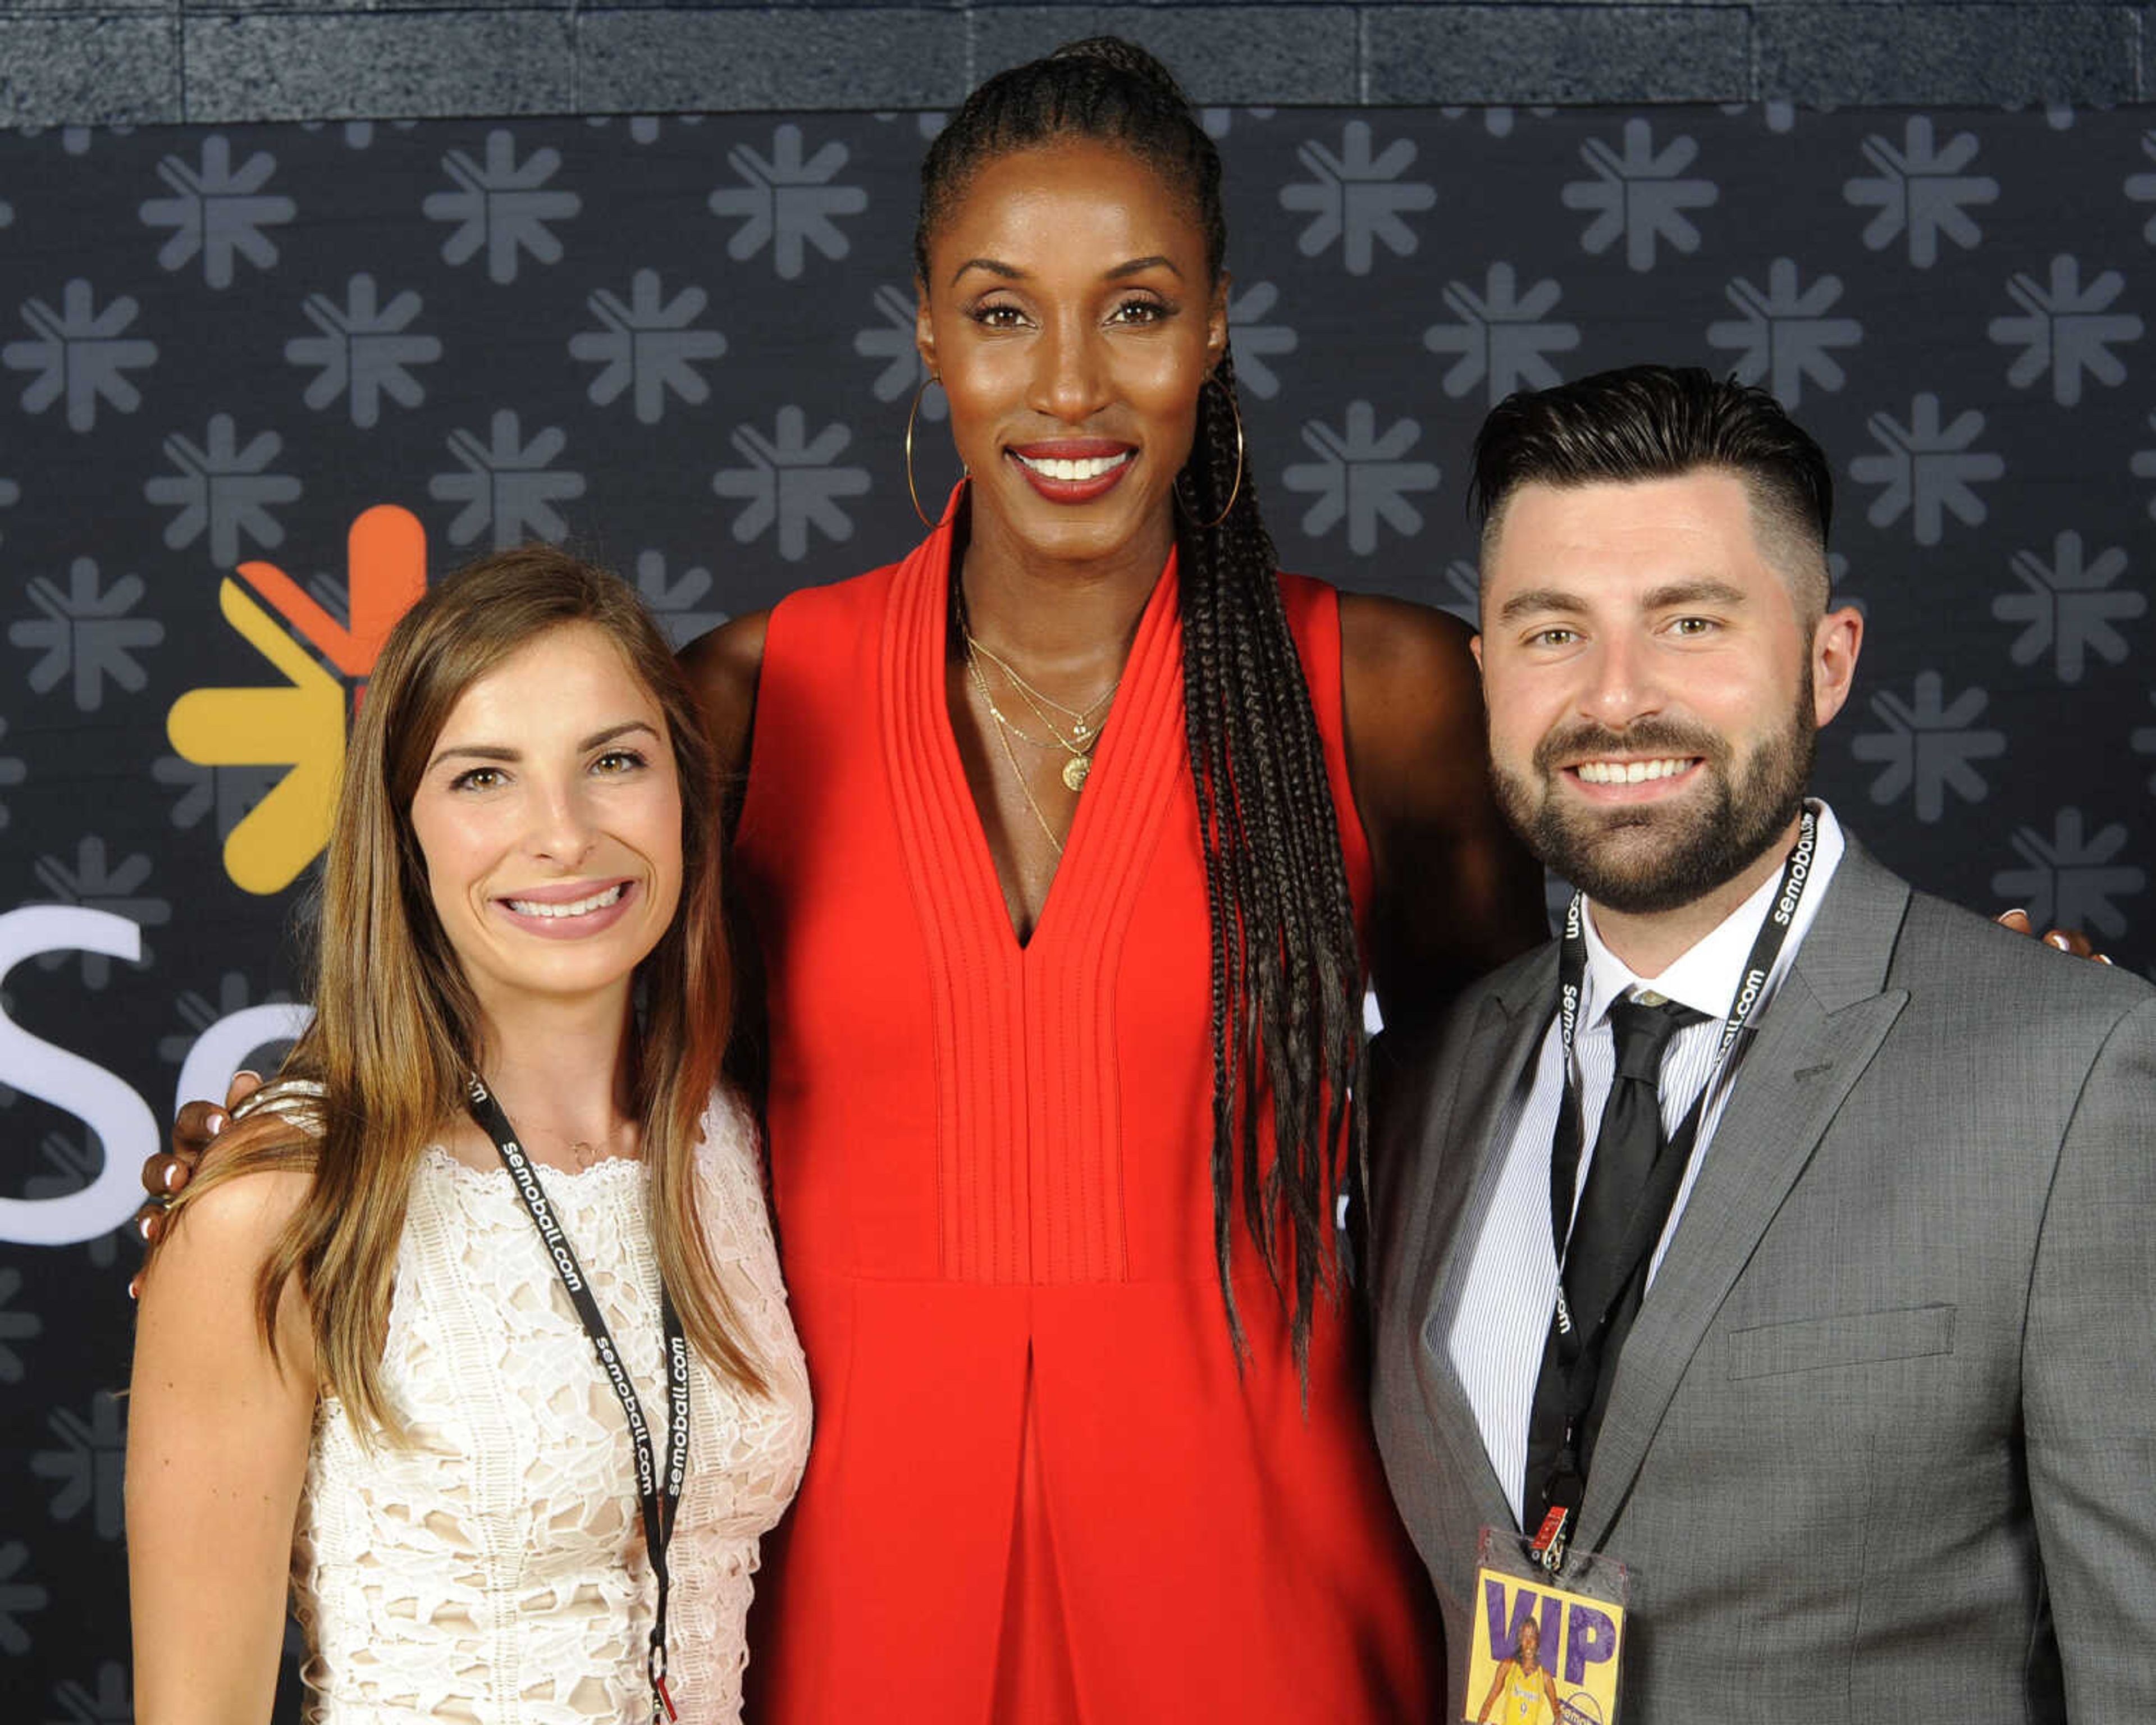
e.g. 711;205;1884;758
582;8;970;111
969;7;1360;103
1364;6;1753;104
0;1;2148;126
1752;4;2140;106
1;15;175;124
185;12;578;120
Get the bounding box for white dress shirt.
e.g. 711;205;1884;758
1433;801;1847;1523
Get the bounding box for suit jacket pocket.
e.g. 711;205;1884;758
1725;1303;1955;1381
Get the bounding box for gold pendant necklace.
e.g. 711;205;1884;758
966;631;1119;742
954;583;1120;836
970;647;1105;783
966;652;1066;856
966;639;1099;798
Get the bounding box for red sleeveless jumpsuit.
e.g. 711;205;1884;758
732;513;1439;1722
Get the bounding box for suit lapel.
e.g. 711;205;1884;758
1575;844;1913;1552
1411;951;1559;1539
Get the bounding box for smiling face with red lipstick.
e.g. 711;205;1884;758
915;136;1226;581
408;621;683;1025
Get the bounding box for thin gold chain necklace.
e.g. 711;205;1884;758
966;655;1061;750
965;651;1067;856
967;649;1104;790
963;629;1120;741
954;583;1121;790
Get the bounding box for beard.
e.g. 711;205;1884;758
1490;674;1817;916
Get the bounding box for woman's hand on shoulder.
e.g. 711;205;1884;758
127;1158;316;1725
136;1154;314;1339
132;1070;264;1289
1339;592;1547;1033
679;609;771;783
1995;906;2114;964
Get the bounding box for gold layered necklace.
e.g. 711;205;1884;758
964;651;1068;856
955;587;1124;847
962;631;1120;791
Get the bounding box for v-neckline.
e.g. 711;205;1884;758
894;522;1184;960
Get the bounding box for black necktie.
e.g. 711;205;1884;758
1525;994;1708;1522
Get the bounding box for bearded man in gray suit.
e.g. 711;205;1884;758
1369;365;2155;1721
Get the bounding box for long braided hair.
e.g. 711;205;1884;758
916;38;1367;1369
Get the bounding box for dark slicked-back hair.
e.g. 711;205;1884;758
915;38;1366;1375
1471;365;1835;611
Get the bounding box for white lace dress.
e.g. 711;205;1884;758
290;1094;811;1723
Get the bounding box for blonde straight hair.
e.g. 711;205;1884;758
161;546;762;1432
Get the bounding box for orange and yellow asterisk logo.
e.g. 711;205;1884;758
166;505;428;895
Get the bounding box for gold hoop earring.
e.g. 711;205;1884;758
1175;375;1244;532
905;374;958;531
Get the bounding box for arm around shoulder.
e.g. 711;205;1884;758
1337;592;1547;1033
678;610;769;791
128;1157;317;1725
2018;992;2156;1705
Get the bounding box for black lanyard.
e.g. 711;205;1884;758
1549;806;1819;1264
465;1075;688;1724
1530;809;1819;1569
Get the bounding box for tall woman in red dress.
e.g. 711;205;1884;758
689;40;1546;1723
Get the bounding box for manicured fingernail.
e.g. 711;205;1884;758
2096;952;2114;965
206;1110;226;1133
161;1162;181;1190
137;1214;157;1241
2045;933;2071;950
235;1069;261;1084
127;1276;141;1302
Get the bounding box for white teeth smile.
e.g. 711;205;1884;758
1014;451;1132;482
505;883;626;919
1575;758;1694;786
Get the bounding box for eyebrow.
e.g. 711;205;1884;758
1643;578;1751;611
1494;578;1752;626
948;253;1185;289
1494;587;1589;626
428;719;660;770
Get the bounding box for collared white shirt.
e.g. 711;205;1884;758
1432;801;1847;1523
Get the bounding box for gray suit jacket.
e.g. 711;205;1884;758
1370;838;2156;1722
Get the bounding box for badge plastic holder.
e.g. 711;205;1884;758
1462;1526;1631;1725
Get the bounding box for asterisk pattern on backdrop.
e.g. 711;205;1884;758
1;103;2152;1710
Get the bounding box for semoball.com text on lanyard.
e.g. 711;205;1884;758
1529;807;1818;1577
465;1074;691;1723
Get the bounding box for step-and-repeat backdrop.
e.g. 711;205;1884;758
1;103;2152;1707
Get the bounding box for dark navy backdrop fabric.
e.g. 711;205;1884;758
1;104;2150;1708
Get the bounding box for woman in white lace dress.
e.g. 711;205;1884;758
127;550;811;1724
